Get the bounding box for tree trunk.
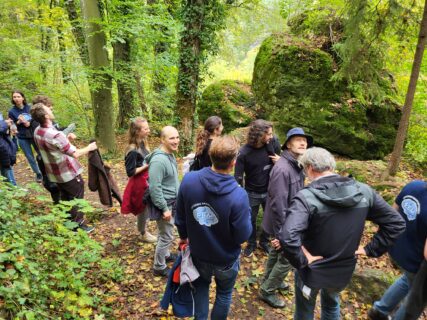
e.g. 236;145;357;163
176;0;204;154
135;71;148;115
113;39;137;128
64;0;89;66
57;25;70;83
81;0;116;151
383;0;427;178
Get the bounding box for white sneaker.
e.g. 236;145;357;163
141;231;157;243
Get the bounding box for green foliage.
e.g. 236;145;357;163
252;33;401;159
0;183;122;319
198;80;256;131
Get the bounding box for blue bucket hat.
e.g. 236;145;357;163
281;127;313;150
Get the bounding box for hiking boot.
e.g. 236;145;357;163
141;231;157;243
166;253;178;263
79;224;95;234
36;174;43;183
153;267;170;277
367;308;390;320
243;245;255;257
259;242;271;254
278;282;290;291
259;289;285;308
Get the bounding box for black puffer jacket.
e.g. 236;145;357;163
281;174;406;289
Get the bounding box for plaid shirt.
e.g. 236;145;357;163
34;124;83;183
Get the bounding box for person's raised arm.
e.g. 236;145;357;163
73;142;97;158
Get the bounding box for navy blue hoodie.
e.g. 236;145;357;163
175;167;252;266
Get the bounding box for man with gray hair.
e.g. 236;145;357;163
275;147;406;319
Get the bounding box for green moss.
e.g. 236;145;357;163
252;33;400;160
198;80;256;132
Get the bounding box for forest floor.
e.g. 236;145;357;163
12;135;426;320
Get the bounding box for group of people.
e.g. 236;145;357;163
1;91;97;232
1;91;426;320
122;116;425;320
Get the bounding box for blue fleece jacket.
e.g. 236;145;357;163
175;167;252;266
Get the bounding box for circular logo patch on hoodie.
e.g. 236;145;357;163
192;203;219;227
401;195;420;221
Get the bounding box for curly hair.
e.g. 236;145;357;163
195;116;222;155
126;117;150;155
32;95;53;107
247;119;272;147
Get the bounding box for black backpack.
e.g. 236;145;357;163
189;155;201;171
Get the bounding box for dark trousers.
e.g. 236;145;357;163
57;175;85;224
247;191;269;248
404;260;427;320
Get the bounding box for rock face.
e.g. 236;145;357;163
252;33;401;160
348;268;395;303
198;80;257;132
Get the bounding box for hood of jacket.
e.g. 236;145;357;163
308;175;364;208
0;120;8;134
144;148;171;164
198;167;238;196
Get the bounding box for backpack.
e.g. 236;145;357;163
189;155;201;172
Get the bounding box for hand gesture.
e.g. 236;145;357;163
354;246;366;256
302;246;323;264
67;133;77;141
163;210;172;221
271;238;281;250
87;142;97;151
269;154;280;163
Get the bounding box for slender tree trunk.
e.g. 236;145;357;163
383;0;427;178
64;0;89;66
81;0;116;151
176;0;204;154
135;71;148;114
57;25;70;83
113;39;137;128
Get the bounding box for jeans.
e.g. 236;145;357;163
137;207;150;235
17;138;41;177
294;271;341;320
1;167;17;186
154;217;175;270
193;257;240;320
373;271;415;320
261;249;292;294
247;191;269;248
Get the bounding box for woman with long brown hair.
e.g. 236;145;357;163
122;117;156;243
192;116;223;170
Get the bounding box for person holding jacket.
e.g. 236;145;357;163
123;117;156;243
0;119;17;185
175;135;252;320
8;90;42;182
278;147;406;320
145;126;180;277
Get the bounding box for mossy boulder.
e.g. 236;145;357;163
252;33;401;160
348;268;396;302
198;80;256;132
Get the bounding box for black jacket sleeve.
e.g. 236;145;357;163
280;193;310;269
364;190;406;257
234;149;245;186
268;168;291;238
125;151;138;177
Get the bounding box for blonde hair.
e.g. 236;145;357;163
126;117;150;155
209;135;240;170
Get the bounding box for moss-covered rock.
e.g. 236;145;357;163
198;80;256;132
252;33;401;160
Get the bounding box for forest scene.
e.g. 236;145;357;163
0;0;426;319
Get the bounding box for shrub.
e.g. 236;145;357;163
0;183;122;319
